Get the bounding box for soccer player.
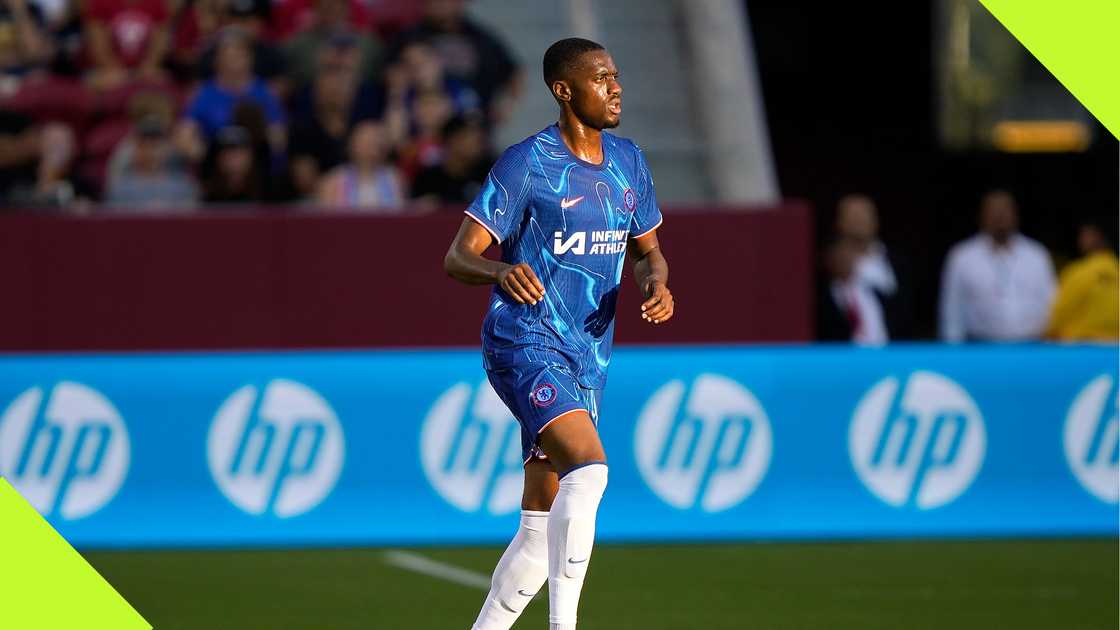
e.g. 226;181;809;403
443;38;674;630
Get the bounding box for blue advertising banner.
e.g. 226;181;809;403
0;344;1115;548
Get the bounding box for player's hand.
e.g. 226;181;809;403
498;263;546;305
641;279;674;324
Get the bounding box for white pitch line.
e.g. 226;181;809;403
383;550;492;591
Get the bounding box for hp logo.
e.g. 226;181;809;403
420;380;523;515
0;382;130;520
207;379;345;518
1064;374;1118;504
634;374;772;512
849;371;985;509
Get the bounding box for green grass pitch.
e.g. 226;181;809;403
83;539;1117;629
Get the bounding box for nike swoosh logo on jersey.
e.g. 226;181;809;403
518;589;535;597
560;195;585;209
568;557;588;564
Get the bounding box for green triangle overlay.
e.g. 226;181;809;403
0;478;151;630
979;0;1120;139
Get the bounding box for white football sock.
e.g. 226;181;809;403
471;510;550;630
547;463;608;630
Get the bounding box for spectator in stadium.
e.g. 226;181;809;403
229;98;287;187
396;39;480;116
383;39;481;176
834;193;914;338
287;44;382;199
83;0;172;89
0;0;54;88
1046;221;1119;342
38;0;82;74
202;124;263;203
104;111;198;208
316;119;405;210
168;0;222;78
185;0;286;93
27;0;66;30
0;110;74;205
410;114;489;208
390;87;452;181
939;189;1056;342
386;0;520;123
268;0;371;42
283;0;380;89
817;237;890;346
180;28;285;152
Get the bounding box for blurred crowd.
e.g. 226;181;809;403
2;0;1113;345
818;190;1119;345
0;0;519;211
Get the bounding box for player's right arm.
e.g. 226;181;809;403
443;144;544;304
443;218;545;305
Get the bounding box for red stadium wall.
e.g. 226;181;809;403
0;203;812;351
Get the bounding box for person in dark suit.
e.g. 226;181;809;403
818;236;891;345
834;194;915;338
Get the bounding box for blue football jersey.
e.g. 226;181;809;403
465;123;663;389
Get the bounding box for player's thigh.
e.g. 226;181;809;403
538;410;606;473
522;458;558;511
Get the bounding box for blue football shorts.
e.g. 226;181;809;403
485;362;602;465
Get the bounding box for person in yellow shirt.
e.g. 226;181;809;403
1047;222;1119;341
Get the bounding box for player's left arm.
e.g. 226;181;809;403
628;230;673;324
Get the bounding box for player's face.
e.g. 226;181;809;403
569;51;623;130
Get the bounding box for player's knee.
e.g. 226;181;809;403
521;495;552;512
521;459;558;511
521;478;556;511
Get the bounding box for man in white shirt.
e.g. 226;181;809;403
939;190;1056;342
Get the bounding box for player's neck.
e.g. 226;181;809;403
557;114;604;165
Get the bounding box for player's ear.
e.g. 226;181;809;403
552;79;572;103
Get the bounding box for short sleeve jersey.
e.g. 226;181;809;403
466;123;663;389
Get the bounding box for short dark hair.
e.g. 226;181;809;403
542;37;605;87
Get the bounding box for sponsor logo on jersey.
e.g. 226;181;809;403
0;382;130;520
634;374;772;512
849;371;985;509
553;230;627;256
1064;374;1118;504
421;380;523;515
531;383;557;407
208;379;345;518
